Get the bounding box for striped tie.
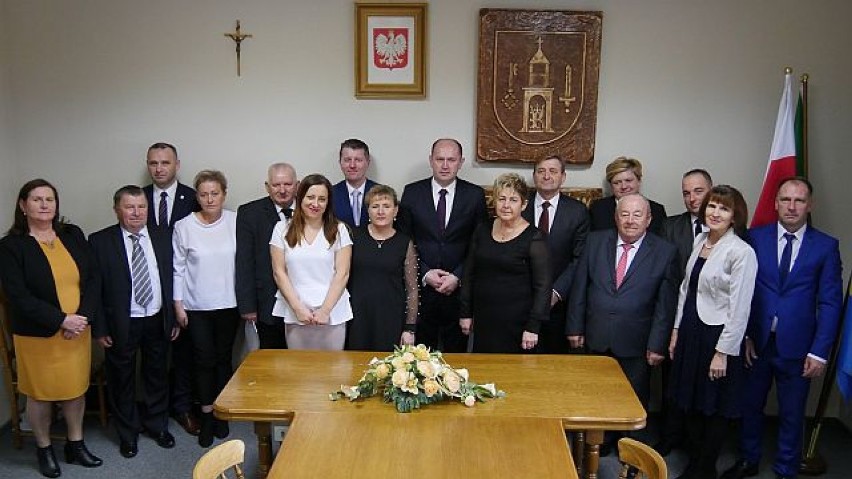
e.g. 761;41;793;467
129;234;153;307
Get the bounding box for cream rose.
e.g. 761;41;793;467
375;363;390;380
391;357;406;371
464;395;476;407
442;370;461;394
391;369;408;388
401;352;416;363
416;360;436;378
414;345;430;360
423;379;440;397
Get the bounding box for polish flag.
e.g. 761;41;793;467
751;72;799;227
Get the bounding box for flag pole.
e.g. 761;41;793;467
801;73;809;178
800;274;852;475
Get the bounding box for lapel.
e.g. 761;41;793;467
784;226;812;288
605;231;617;290
521;195;535;224
263;197;280;223
678;213;692;239
622;234;654;287
112;226;132;282
445;181;465;232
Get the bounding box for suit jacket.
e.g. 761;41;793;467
143;182;200;230
332;179;377;228
0;224;100;337
746;224;843;360
662;212;696;283
567;229;678;357
235;196;284;325
89;225;175;347
588;195;667;236
521;193;589;300
398;178;488;280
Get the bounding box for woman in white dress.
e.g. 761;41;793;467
270;174;352;350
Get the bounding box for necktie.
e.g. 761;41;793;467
158;192;168;227
779;233;795;286
129;234;153;307
538;201;551;234
351;191;362;227
694;218;702;237
437;189;448;235
615;243;633;289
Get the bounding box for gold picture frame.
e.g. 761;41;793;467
355;3;427;99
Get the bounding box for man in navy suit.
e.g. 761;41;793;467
521;155;589;354
332;138;377;229
568;193;678;408
398;138;488;352
141;142;201;436
90;186;178;458
235;163;298;349
722;177;842;479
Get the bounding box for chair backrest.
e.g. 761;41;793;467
618;437;667;479
193;439;246;479
0;291;16;383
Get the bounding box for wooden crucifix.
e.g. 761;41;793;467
224;20;253;76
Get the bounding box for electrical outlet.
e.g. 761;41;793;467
272;425;287;442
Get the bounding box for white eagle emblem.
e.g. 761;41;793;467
374;30;408;69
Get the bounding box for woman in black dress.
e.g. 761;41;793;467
347;185;418;351
668;185;758;479
459;173;550;353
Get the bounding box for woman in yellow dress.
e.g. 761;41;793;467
0;179;103;478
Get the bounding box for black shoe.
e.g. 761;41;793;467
36;445;61;478
213;419;229;439
63;440;103;468
720;460;759;479
653;438;678;457
174;411;200;436
119;440;138;458
198;412;214;448
150;431;175;449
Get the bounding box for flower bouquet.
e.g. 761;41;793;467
329;344;506;413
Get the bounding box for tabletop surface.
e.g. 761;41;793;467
215;349;646;430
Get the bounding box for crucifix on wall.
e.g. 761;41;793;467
224;20;253;76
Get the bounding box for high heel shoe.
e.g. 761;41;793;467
198;412;214;448
36;445;61;478
63;440;103;468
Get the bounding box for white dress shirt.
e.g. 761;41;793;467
534;192;561;234
122;226;163;317
152;182;179;226
615;233;646;271
431;178;457;228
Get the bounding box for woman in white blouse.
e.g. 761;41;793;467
173;170;238;448
270;174;352;350
667;185;758;479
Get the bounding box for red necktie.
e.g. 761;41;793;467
538;201;550;234
615;243;632;289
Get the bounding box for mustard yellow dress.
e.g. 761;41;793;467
13;239;91;401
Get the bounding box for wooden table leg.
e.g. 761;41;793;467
584;429;604;479
254;421;273;478
572;431;585;477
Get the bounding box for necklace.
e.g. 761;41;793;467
368;226;393;249
703;240;717;249
32;231;57;249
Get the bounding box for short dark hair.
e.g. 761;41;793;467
113;185;146;207
339;139;370;160
431;138;462;157
147;142;178;159
683;168;713;185
698;185;749;238
777;176;813;196
534;155;566;173
9;179;66;236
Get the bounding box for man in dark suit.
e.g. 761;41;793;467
568;193;678;410
398;138;488;352
656;168;713;456
588;156;667;235
332;138;377;229
142;141;200;436
90;185;178;458
722;178;842;479
521;155;589;354
235;163;298;349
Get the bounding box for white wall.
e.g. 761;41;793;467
2;0;851;423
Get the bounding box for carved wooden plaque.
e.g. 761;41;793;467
477;9;602;165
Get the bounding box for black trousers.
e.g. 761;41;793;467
187;308;240;405
256;319;287;349
169;325;195;415
418;288;466;353
105;312;170;443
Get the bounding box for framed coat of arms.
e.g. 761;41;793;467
476;9;602;165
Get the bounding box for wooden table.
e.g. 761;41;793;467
214;350;646;479
269;412;577;478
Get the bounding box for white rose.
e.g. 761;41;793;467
401;352;416;363
464;395;476;407
392;369;408;388
416;360;436;378
391;357;406;370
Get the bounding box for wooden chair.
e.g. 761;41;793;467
0;292;108;449
618;437;667;479
193;439;246;479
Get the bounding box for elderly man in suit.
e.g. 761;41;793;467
521;155;589;354
235;163;298;349
656;168;713;456
722;177;842;479
398;138;488;352
568;193;678;453
142;141;201;436
588;156;667;235
332;138;377;229
90;185;178;458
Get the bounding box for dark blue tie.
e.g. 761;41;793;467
694;218;702;237
779;233;795;286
